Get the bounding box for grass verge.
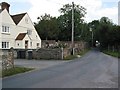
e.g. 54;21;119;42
64;55;77;60
2;67;34;78
78;49;90;56
64;48;90;60
103;50;119;58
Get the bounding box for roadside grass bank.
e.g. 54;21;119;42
103;50;119;58
64;48;90;60
2;67;34;78
78;49;90;56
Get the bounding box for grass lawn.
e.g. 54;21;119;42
2;67;34;78
103;50;119;58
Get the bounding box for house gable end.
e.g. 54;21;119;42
1;9;16;25
17;13;35;29
17;13;41;40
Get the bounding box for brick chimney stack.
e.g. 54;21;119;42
0;2;10;13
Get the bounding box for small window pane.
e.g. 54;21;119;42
2;42;9;49
2;26;10;33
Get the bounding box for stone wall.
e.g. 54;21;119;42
33;41;89;60
0;40;89;61
33;48;63;60
0;50;3;61
63;48;71;58
2;49;14;70
0;49;17;59
41;40;88;49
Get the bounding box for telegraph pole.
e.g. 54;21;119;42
71;2;74;55
90;28;93;47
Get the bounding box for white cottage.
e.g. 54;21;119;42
0;2;41;50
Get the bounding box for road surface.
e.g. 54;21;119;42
14;59;68;69
2;49;118;88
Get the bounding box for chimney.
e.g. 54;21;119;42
0;2;10;13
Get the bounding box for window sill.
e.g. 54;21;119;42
1;48;10;50
1;33;10;35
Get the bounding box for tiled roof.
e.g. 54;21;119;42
15;33;27;40
11;13;26;25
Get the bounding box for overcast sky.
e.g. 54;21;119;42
1;0;119;24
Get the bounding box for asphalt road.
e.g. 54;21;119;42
2;49;118;88
14;59;68;69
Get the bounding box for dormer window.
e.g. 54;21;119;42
2;25;10;33
27;30;32;35
25;17;29;24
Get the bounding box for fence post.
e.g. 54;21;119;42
8;47;14;68
61;48;64;60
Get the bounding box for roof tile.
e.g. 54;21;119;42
11;13;26;25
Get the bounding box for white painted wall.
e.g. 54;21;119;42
0;9;16;49
0;9;41;49
15;40;23;49
16;13;41;49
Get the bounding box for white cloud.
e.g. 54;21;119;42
28;0;62;22
84;1;118;24
27;0;118;24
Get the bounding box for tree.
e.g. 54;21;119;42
35;14;59;40
88;17;118;49
88;20;100;46
58;3;86;41
34;3;86;41
98;17;113;48
34;5;120;51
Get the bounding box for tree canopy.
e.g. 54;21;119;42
34;3;120;50
34;13;59;40
88;17;120;50
35;3;86;41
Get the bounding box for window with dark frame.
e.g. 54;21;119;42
37;43;39;47
27;30;32;35
2;42;9;49
2;25;10;33
30;42;32;47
